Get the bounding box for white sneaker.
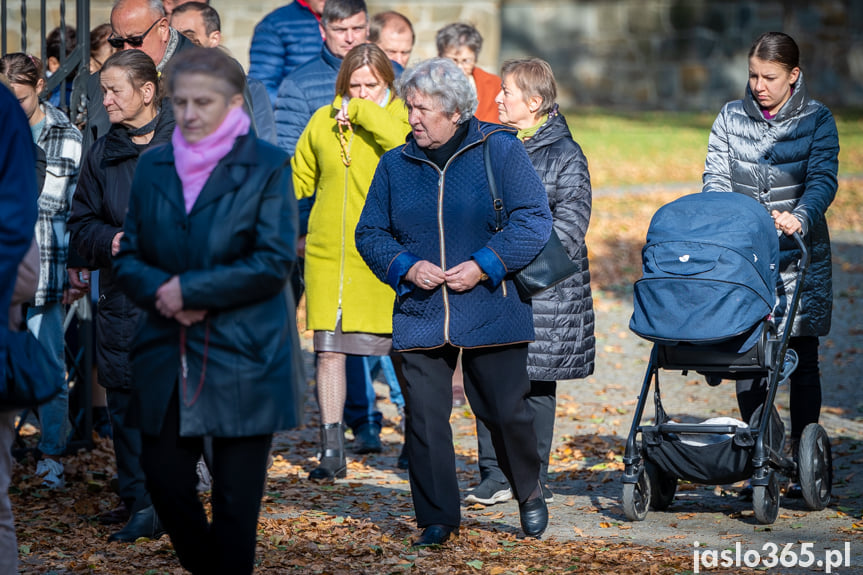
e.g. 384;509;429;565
36;459;65;489
464;477;513;505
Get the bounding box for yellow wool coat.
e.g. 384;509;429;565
292;93;410;334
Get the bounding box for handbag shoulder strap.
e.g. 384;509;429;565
483;140;504;232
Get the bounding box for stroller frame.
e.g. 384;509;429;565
622;232;832;524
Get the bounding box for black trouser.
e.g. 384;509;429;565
476;380;556;485
105;388;150;513
400;343;540;528
141;389;272;575
736;336;822;440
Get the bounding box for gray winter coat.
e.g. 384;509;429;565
702;72;839;337
524;110;595;381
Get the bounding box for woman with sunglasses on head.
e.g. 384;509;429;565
702;32;839;497
0;52;83;491
68;49;173;543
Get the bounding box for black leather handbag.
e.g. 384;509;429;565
484;142;579;300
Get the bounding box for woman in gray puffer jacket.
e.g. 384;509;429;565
466;58;595;506
702;32;839;479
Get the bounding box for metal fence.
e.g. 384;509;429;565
1;0;89;118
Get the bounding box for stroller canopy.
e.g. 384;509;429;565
630;192;780;346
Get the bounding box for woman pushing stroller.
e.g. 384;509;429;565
702;31;839;496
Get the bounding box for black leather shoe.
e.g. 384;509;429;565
352;424;383;454
108;505;166;542
519;496;548;538
412;524;458;548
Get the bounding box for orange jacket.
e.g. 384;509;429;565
472;66;502;123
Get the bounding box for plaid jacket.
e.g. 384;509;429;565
34;102;82;305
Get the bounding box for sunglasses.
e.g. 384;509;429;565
107;18;162;49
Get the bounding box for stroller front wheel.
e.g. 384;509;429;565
797;423;832;510
753;471;780;524
622;469;651;521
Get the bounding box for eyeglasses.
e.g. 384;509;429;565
107;18;162;49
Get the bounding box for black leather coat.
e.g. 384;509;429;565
113;133;303;437
523;111;596;381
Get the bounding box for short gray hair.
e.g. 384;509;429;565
112;0;166;20
397;58;477;123
435;23;482;57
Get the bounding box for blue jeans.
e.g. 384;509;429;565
365;355;404;408
28;302;71;456
343;355;383;432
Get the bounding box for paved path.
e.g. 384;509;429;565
268;230;863;573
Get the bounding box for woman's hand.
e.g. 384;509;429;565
445;260;484;292
67;267;91;292
155;275;184;318
771;210;802;236
335;97;351;128
406;260;446;290
111;231;125;256
174;309;207;326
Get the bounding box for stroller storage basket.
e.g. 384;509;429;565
642;406;784;485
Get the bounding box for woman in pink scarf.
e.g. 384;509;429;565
114;47;301;574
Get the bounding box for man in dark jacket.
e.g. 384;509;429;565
0;79;39;575
249;0;326;106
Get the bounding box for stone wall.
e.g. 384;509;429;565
4;0;862;111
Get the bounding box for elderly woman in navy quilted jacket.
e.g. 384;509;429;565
356;58;552;547
702;32;839;496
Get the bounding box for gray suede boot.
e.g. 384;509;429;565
309;422;347;480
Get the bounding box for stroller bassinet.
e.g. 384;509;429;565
620;192;832;525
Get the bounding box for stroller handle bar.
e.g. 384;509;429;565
790;230;810;272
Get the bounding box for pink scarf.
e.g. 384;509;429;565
172;106;251;213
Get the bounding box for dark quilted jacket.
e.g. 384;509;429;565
702;72;839;337
356;118;552;350
68;113;174;389
523;111;595;381
248;0;323;106
274;45;341;158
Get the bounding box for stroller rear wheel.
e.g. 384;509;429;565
797;423;832;510
752;470;780;524
645;460;677;510
622;467;651;521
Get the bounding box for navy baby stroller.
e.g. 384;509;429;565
621;192;832;525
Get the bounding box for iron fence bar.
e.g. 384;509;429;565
39;0;45;62
2;0;7;55
20;0;25;52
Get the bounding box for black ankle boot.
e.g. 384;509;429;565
309;422;346;480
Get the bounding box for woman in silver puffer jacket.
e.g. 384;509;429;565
702;32;839;491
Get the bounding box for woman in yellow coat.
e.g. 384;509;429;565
292;43;410;480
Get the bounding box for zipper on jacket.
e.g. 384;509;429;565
402;131;505;343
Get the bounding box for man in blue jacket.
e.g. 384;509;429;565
248;0;326;106
0;78;39;575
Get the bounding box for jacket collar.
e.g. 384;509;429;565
401;116;515;167
743;70;809;123
41;100;73;132
320;43;342;73
150;131;258;215
523;108;571;153
102;107;174;164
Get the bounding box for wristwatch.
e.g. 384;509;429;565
480;272;489;281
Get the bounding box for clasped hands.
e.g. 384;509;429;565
155;276;207;326
407;260;485;293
